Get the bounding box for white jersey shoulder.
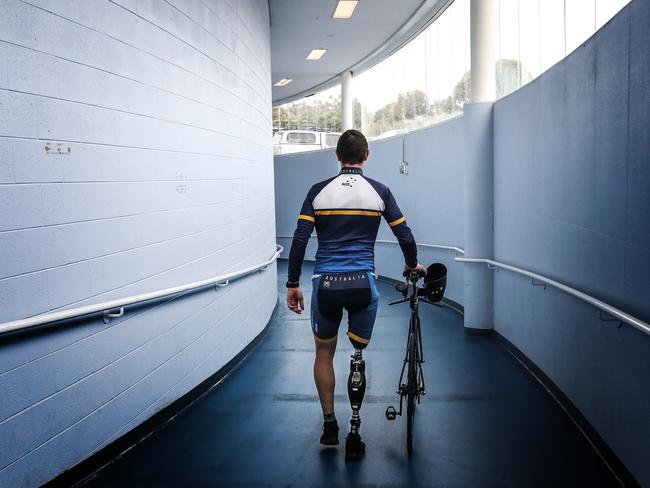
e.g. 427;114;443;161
312;175;385;211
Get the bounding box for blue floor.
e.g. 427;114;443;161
86;261;617;487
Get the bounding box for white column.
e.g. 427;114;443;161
470;0;496;102
464;0;496;333
341;71;353;131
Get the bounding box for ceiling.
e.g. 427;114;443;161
270;0;451;105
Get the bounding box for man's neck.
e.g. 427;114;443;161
340;165;363;175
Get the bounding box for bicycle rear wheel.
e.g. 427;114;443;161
406;331;416;455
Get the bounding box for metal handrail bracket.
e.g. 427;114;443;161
455;256;650;336
0;245;283;337
102;307;125;325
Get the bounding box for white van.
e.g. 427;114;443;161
273;130;341;155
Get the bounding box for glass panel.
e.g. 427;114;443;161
447;0;469;116
595;0;629;30
539;0;565;72
565;0;596;55
497;0;520;98
274;0;629;147
424;19;440;121
353;0;469;138
518;0;541;85
272;85;341;154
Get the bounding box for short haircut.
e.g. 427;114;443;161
336;129;368;164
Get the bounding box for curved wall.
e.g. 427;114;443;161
492;2;649;484
0;1;275;486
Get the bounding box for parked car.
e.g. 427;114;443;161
273;130;341;155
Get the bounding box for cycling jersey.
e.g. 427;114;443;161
287;166;418;285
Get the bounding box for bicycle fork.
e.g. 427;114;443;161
385;314;426;421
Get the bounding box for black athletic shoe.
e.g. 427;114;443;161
344;432;365;461
320;419;339;445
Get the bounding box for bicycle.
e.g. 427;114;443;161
384;263;447;455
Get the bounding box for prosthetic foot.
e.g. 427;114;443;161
346;348;366;461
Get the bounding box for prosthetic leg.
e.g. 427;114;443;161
346;347;366;460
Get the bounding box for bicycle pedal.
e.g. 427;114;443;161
385;406;397;420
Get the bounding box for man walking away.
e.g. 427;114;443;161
285;129;426;460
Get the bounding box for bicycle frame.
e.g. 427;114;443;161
387;272;429;417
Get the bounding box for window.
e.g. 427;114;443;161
272;0;630;153
498;0;630;98
353;0;470;139
272;85;341;154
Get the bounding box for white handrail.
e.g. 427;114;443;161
376;239;465;254
0;245;283;337
276;235;465;255
456;256;650;336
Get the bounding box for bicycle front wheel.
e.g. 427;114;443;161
406;331;417;455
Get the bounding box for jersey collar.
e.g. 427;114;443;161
340;166;363;175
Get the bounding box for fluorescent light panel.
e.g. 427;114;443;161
274;78;293;86
306;49;327;60
333;0;359;19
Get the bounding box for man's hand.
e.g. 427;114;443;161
406;263;427;275
287;287;304;314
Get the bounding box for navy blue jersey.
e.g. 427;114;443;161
287;166;418;285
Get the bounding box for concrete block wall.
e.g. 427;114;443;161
0;1;276;486
274;118;467;305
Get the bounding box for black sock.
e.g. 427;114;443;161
323;412;336;423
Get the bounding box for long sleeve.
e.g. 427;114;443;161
383;188;418;268
287;190;316;285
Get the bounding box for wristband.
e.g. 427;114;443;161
285;281;300;288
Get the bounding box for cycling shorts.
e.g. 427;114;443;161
310;271;379;349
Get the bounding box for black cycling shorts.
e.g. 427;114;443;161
310;271;379;348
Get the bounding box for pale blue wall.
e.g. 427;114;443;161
492;2;649;484
0;1;276;486
274;116;467;304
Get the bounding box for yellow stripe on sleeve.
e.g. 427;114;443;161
388;216;406;227
298;214;315;222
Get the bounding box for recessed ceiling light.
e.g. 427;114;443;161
306;49;327;60
274;78;293;86
333;0;359;19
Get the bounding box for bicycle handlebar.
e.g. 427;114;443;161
402;268;426;280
